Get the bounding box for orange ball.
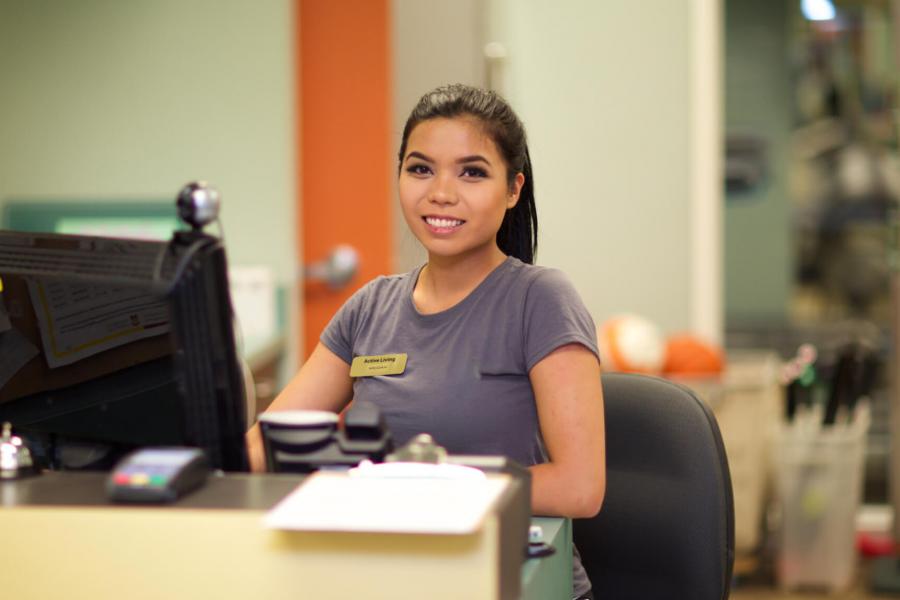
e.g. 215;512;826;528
598;314;666;374
663;334;724;376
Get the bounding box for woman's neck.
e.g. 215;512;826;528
413;246;508;314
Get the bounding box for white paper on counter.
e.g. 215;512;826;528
263;470;509;535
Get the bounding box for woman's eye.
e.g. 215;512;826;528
406;164;432;176
461;166;487;178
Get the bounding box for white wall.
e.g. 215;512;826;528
488;0;723;341
391;0;486;274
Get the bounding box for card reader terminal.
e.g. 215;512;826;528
108;447;210;503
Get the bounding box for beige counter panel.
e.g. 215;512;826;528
3;505;503;600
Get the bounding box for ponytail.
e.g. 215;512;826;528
496;148;537;264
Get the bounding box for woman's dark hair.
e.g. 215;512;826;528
398;84;538;264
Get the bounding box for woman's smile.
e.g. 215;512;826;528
423;215;466;234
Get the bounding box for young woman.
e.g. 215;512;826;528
246;84;604;600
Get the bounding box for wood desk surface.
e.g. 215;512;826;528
1;471;303;509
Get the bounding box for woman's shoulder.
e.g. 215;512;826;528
495;259;588;319
347;269;417;307
501;257;577;293
361;270;413;293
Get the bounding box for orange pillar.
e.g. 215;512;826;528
296;0;393;358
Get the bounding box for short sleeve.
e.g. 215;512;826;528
523;268;600;371
320;283;370;365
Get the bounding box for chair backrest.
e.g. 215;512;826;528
574;373;735;599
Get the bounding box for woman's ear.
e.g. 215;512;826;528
508;172;525;209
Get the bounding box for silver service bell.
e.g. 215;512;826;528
0;422;36;480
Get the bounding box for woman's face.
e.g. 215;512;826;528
399;117;524;262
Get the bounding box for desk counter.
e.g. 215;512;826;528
2;472;568;600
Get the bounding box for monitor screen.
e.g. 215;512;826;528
0;229;249;472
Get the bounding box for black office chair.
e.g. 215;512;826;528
574;373;735;599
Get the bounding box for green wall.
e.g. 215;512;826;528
0;0;297;286
724;0;792;323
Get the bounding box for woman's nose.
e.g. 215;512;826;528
428;174;457;205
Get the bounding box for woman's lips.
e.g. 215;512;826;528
423;216;465;233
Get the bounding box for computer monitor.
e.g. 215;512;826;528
0;222;249;472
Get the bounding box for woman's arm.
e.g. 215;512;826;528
528;343;605;518
245;342;353;472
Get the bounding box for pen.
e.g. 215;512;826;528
823;346;854;427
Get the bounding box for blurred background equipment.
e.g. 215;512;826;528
726;133;769;194
722;1;900;593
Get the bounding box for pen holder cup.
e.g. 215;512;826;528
773;422;867;592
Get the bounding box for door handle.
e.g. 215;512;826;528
304;244;359;290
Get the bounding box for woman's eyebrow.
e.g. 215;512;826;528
457;155;491;165
405;151;432;163
404;151;491;166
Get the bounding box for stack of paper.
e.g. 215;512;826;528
263;469;508;535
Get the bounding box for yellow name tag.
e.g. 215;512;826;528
350;353;408;377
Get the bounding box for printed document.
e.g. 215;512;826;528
27;279;169;368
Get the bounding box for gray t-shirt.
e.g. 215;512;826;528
321;256;599;597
